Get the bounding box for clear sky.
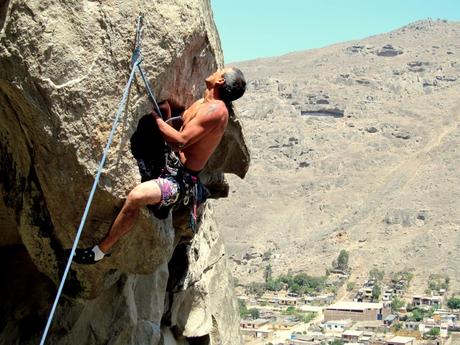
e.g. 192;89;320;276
211;0;460;63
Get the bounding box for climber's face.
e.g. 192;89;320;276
205;68;232;88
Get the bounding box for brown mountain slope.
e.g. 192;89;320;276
214;19;460;292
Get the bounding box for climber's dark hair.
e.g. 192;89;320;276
220;67;246;104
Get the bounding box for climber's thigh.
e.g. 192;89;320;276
126;180;162;207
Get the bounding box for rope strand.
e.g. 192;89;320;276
38;57;142;345
39;14;165;344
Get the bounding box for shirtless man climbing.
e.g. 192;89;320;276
73;67;246;264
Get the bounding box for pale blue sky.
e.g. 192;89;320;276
211;0;460;63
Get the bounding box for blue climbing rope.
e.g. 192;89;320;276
39;57;141;345
39;15;162;345
137;64;164;118
132;15;164;120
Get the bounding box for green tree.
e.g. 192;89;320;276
294;273;310;286
410;308;423;321
293;273;326;293
265;272;327;294
369;268;384;282
427;274;449;292
445;276;450;285
392;322;403;331
265;278;283;291
301;312;316;323
391;296;405;311
279;273;293;286
406;303;415;312
426;327;440;337
337;250;349;270
447;296;460;309
347;281;356;291
330;340;345;345
393;270;414;283
264;264;272;282
239;300;249;318
248;308;260;319
246;282;266;297
371;285;381;302
428;280;438;291
285;306;296;314
290;282;302;294
263;250;272;260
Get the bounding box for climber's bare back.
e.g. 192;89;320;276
178;98;228;172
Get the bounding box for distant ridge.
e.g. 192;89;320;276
216;18;460;293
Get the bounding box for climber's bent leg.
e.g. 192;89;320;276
71;180;162;264
99;180;162;253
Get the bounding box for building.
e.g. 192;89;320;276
355;287;375;302
362;288;374;299
388;279;408;296
384;314;398;326
303;294;335;305
297;305;323;314
240;328;273;340
385;336;416;345
355;321;385;333
369;340;386;345
240;319;270;329
360;333;374;344
412;295;442;307
276;296;299;306
285;334;324;345
404;321;420;331
433;309;458;325
324;301;389;322
419;321;449;338
322;319;352;332
285;338;321;345
240;319;273;341
341;330;363;342
275;320;299;330
261;293;300;306
259;309;276;319
383;289;394;301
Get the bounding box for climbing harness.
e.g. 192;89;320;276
150;150;209;231
190;175;199;230
39;15;163;345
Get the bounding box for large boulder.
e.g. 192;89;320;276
0;0;248;344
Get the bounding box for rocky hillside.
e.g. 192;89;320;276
215;19;460;292
0;1;248;344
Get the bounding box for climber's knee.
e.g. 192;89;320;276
126;180;162;208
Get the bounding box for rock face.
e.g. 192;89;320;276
216;19;460;292
0;1;248;344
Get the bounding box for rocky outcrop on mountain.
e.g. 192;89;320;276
216;19;460;291
0;1;247;344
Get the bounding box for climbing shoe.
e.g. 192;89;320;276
64;247;108;265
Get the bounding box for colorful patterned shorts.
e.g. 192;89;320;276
156;175;181;208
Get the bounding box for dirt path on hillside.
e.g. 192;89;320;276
316;100;460;244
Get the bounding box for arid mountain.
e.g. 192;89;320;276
215;19;460;292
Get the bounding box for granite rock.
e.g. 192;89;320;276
0;0;247;344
